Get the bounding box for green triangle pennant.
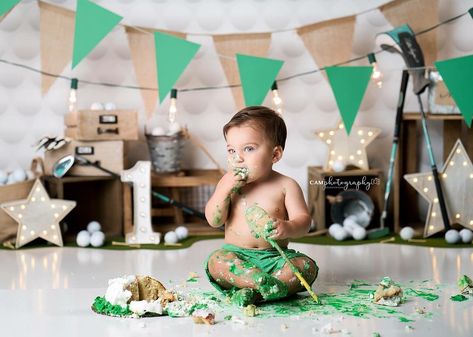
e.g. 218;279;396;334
435;55;473;127
0;0;20;17
154;32;200;102
325;66;373;135
72;0;122;69
236;54;284;107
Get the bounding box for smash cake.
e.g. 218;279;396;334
92;275;176;318
371;277;403;307
92;274;217;321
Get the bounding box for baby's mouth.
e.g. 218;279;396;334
233;166;249;179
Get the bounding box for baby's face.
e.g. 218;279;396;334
225;124;276;182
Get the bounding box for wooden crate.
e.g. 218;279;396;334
308;166;384;231
65;109;138;141
43;176;127;241
393;113;473;233
44;140;124;176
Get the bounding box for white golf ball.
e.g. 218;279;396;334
90;102;104;110
459;229;473;243
445;229;460;244
175;226;188;240
151;127;166;136
164;231;178;244
90;231;105;247
331;160;346;173
329;223;343;238
104;102;116;111
87;221;102;234
352;226;366;240
333;227;349;241
76;230;91;247
343;216;359;234
354;211;371;228
400;226;415;241
11;168;26;182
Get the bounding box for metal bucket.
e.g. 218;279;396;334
146;132;184;173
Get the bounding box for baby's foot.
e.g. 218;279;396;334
253;272;288;300
230;288;259;307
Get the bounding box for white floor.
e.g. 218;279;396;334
1;240;472;337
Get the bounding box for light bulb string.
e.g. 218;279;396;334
0;7;469;94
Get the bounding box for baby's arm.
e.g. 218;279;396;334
205;171;246;227
270;178;311;239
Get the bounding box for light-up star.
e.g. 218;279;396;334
404;140;473;238
0;179;76;248
315;120;381;170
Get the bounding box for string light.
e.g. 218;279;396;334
271;81;283;114
368;53;383;88
167;88;181;134
469;7;473;19
169;88;177;124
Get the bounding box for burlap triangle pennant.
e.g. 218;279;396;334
213;33;271;110
298;16;355;74
39;2;75;95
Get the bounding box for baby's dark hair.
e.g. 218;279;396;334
223;106;287;149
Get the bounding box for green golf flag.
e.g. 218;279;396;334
326;66;373;135
72;0;122;69
236;54;284;107
0;0;20;17
435;54;473;127
154;32;200;102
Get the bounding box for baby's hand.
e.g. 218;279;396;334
268;218;288;240
221;168;248;193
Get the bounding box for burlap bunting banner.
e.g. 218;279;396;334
298;16;356;74
213;33;271;110
381;0;438;67
39;1;75;95
126;27;185;118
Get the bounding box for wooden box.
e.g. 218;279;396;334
44;140;125;176
308;166;384;231
43;176;126;241
65;109;138;141
0;179;36;243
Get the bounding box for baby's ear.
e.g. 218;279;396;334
272;146;283;163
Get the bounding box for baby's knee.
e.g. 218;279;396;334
292;257;318;283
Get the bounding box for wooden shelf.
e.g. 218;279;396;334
393;113;473;233
151;169;222;187
402;112;464;121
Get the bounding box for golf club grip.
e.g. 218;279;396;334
394;70;409;140
431;167;450;231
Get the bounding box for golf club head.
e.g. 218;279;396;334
53;155;75;178
376;24;431;95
